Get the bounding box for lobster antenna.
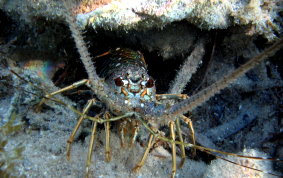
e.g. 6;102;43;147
168;37;206;94
168;38;283;116
62;1;106;95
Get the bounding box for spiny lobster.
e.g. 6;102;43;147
1;3;283;178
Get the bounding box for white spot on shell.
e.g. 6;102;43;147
123;80;128;85
147;88;153;95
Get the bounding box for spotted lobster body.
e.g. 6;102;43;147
95;48;157;111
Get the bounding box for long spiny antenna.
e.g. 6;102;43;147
62;1;107;96
168;38;206;94
167;38;283;116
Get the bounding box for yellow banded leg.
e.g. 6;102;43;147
119;120;128;148
67;99;94;160
85;121;98;178
36;79;89;112
132;134;154;172
156;94;188;101
130;120;139;147
104;112;111;162
175;118;186;168
169;121;177;178
181;115;196;157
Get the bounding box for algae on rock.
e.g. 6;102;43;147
0;112;25;178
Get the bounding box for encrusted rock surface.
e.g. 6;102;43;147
1;0;282;40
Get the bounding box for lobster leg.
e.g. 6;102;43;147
104;112;111;162
132;133;155;172
119;119;128;148
169;121;177;178
36;79;90;112
156;94;188;101
119;119;139;148
85;121;98;178
66;99;94;160
181;115;196;157
130;120;140;147
175;118;186;168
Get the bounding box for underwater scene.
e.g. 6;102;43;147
0;0;282;177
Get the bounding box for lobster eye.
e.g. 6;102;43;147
146;78;154;88
114;77;124;86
